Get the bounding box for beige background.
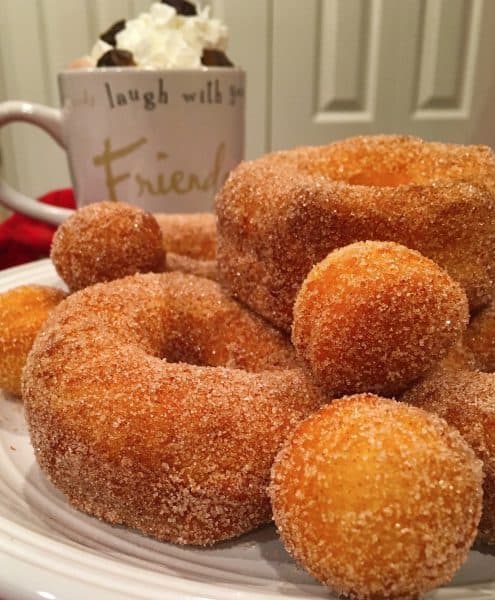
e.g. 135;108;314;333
1;0;495;220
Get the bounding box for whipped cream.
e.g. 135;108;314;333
90;2;228;69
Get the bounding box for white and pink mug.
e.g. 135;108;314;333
0;67;245;224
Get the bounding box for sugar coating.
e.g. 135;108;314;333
464;302;495;372
0;285;66;396
51;201;165;291
292;241;469;397
156;212;218;280
22;272;326;546
269;394;483;600
165;253;217;281
435;339;477;373
156;213;217;280
155;212;216;261
216;134;495;331
403;369;495;544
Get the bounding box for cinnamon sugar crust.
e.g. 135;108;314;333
22;272;326;545
0;285;66;396
217;135;495;331
270;395;483;599
292;241;469;397
403;368;495;543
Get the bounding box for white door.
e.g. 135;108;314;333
271;0;495;149
2;0;495;205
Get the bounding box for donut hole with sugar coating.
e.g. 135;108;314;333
292;241;469;398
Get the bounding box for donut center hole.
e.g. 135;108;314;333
301;157;428;187
159;340;210;366
346;171;416;187
157;328;224;367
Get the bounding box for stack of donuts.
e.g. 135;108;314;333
2;134;495;600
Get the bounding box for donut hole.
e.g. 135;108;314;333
51;202;165;292
269;395;483;599
301;160;427;188
298;161;421;188
156;314;294;372
158;330;213;367
346;170;416;187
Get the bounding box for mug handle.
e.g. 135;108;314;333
0;100;75;225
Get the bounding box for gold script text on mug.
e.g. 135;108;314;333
93;138;226;201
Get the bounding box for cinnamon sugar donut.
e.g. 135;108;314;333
217;135;495;331
51;203;217;289
270;395;483;599
23;272;325;545
165;253;217;281
403;369;495;544
51;202;165;291
155;213;216;260
0;285;66;396
292;241;469;397
156;212;217;280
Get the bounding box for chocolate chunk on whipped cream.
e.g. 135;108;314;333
201;48;233;67
88;1;232;69
96;49;136;67
161;0;197;16
100;20;126;46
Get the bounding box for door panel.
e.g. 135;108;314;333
271;0;495;149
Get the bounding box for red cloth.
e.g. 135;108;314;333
0;189;76;270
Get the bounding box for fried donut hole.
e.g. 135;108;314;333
403;369;495;544
292;241;469;397
51;201;165;291
0;285;66;396
269;395;483;600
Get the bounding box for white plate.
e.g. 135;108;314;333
1;259;495;600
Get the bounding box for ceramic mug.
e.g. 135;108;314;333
0;67;245;224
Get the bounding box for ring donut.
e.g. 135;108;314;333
217;135;495;330
156;212;217;280
23;272;325;545
155;212;216;261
